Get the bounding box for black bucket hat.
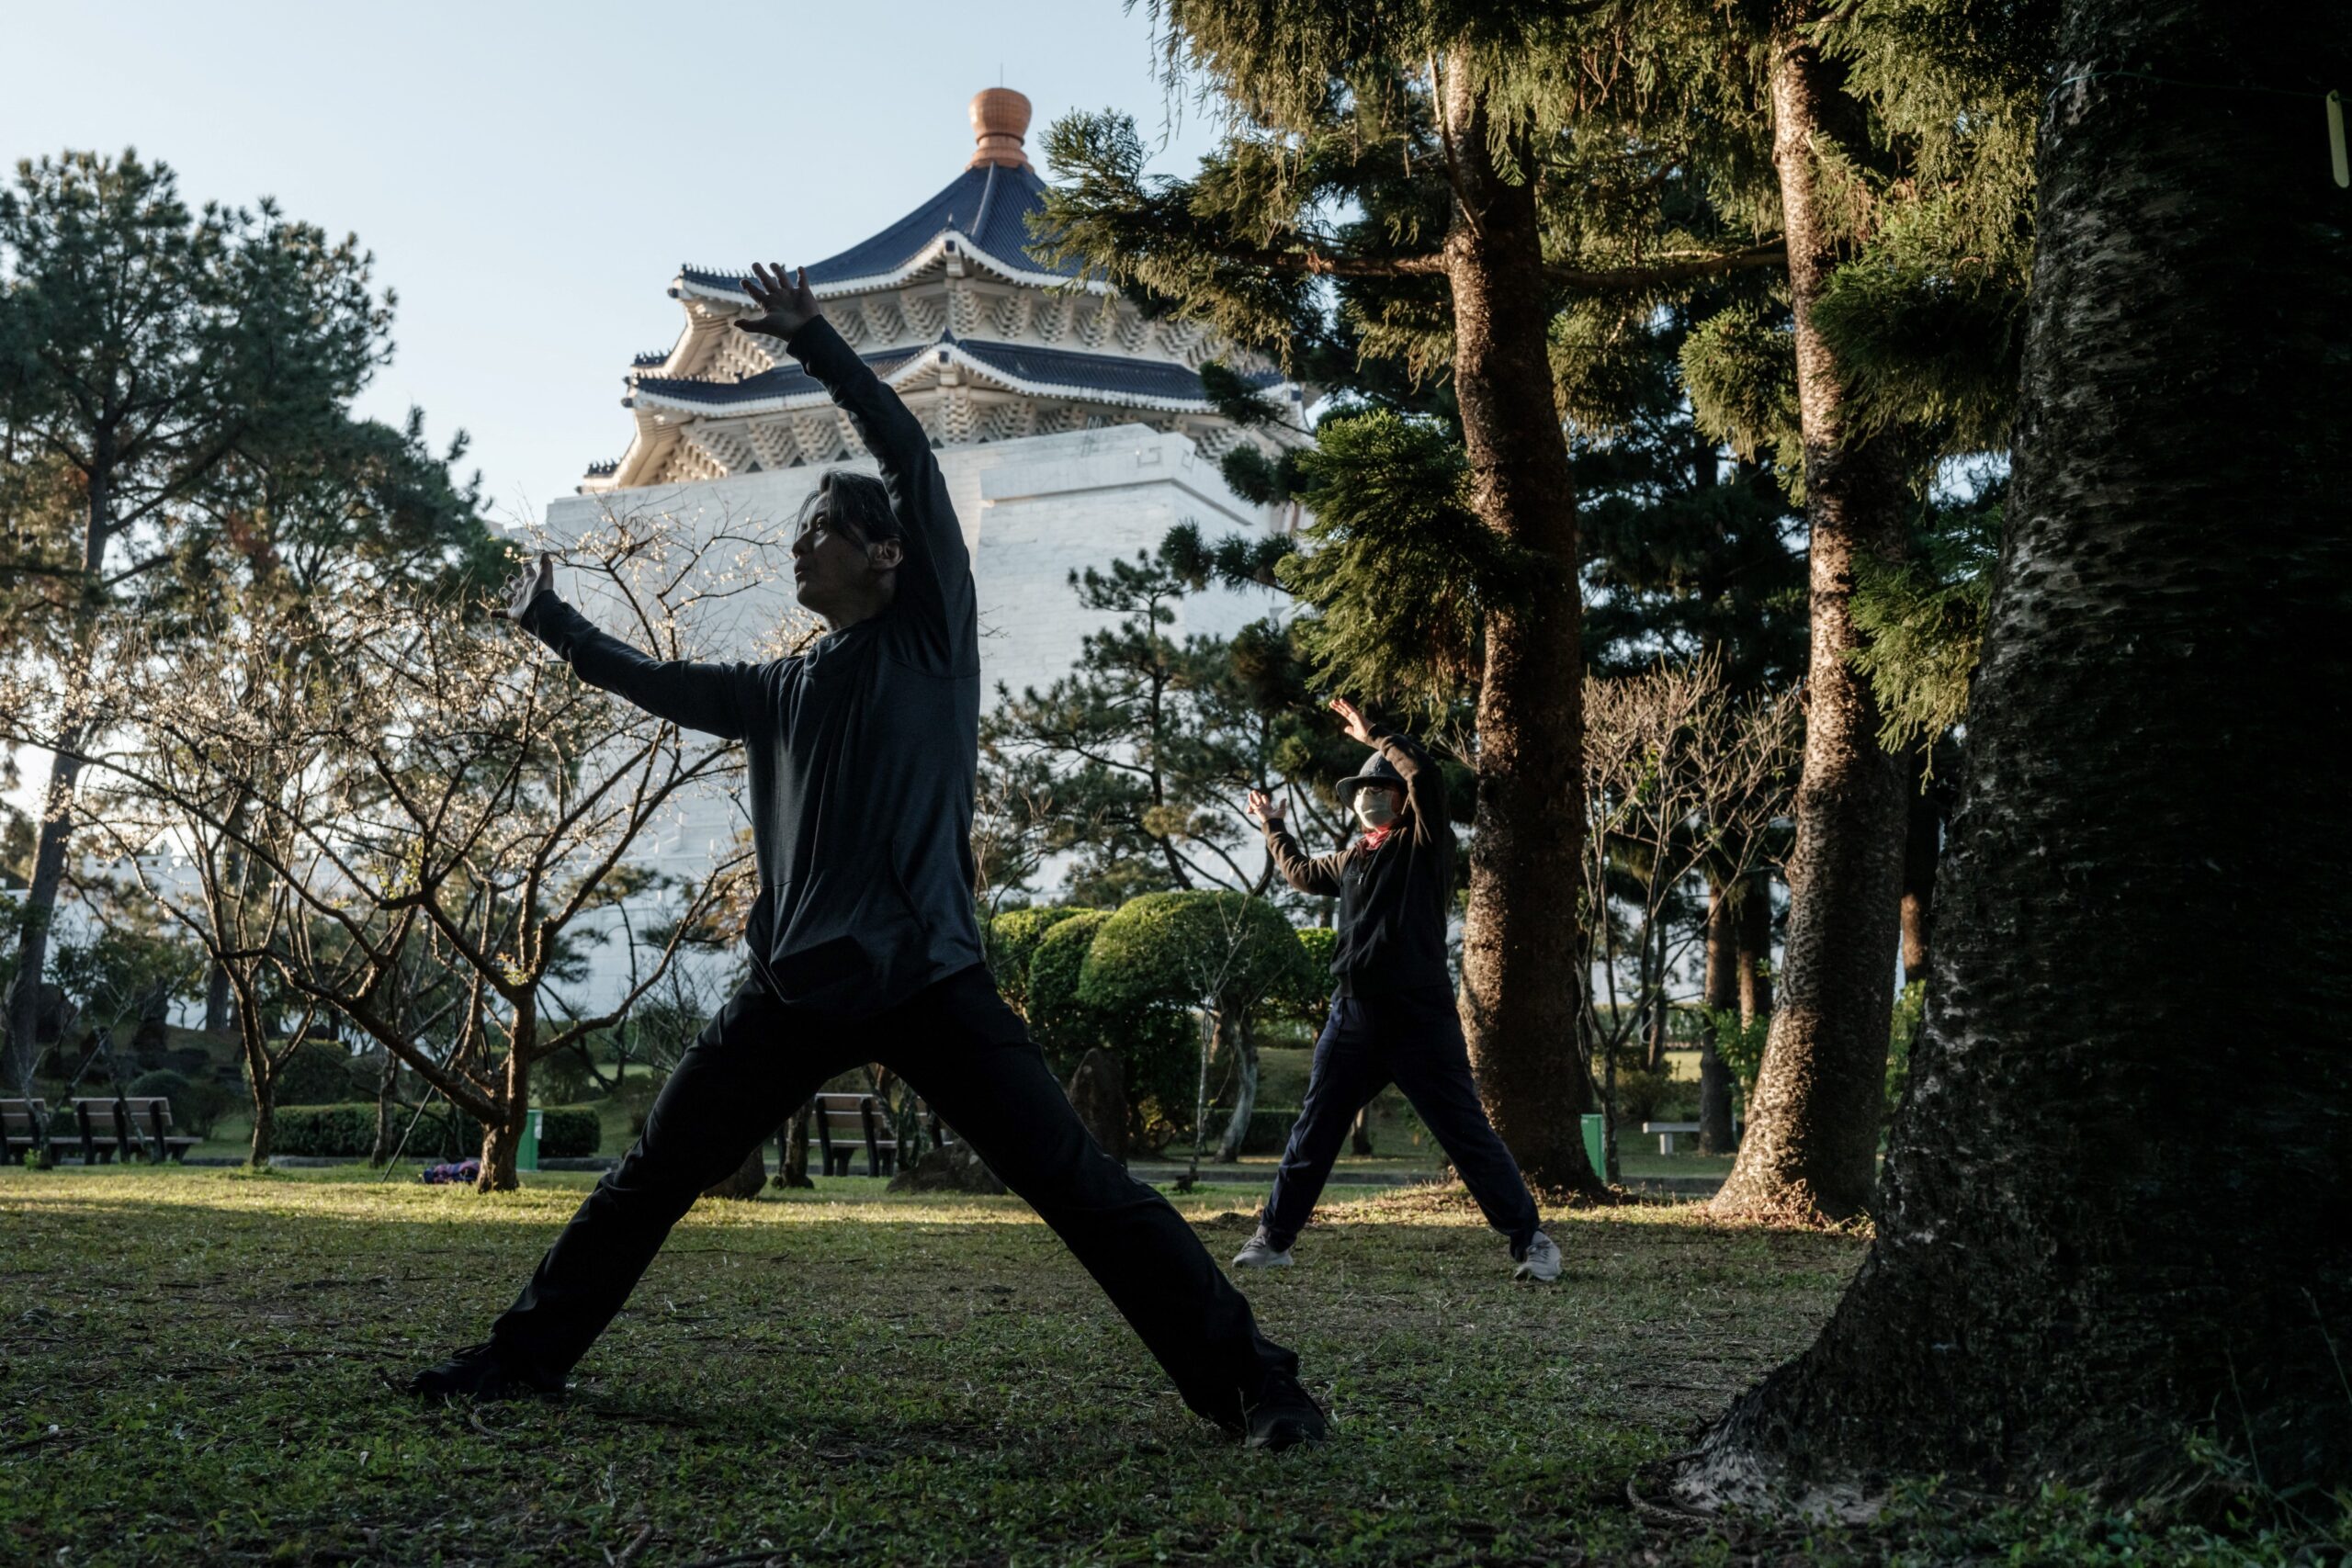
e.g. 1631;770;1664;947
1335;750;1407;799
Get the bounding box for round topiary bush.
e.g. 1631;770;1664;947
125;1067;232;1138
1025;909;1115;1061
988;906;1094;1017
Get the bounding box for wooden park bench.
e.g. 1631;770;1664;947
2;1099;51;1165
810;1092;897;1178
1640;1119;1743;1156
68;1096;201;1165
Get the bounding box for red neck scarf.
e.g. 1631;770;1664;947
1360;822;1399;852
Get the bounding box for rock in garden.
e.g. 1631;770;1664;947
1065;1046;1126;1164
887;1138;1006;1195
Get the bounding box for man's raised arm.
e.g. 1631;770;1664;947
500;553;755;741
737;263;974;663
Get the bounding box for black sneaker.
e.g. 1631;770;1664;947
1242;1369;1329;1451
408;1340;559;1402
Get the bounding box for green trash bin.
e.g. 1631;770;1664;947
1581;1112;1606;1183
517;1109;543;1173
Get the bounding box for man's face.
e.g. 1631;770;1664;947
789;502;897;618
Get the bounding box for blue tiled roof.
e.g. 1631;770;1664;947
631;345;925;408
958;339;1279;401
678;163;1078;293
629;334;1281;412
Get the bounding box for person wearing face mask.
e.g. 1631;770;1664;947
1238;698;1560;1281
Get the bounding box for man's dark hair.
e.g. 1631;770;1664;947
799;471;899;551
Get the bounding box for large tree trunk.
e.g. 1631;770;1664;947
1442;67;1600;1197
1212;1007;1257;1164
1736;872;1774;1027
478;1051;528;1192
3;741;85;1093
1679;0;2350;1500
369;1049;401;1167
1710;26;1911;1224
1898;752;1944;983
1697;880;1738;1155
775;1101;814;1189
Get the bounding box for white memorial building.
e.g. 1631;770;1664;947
538;88;1304;1003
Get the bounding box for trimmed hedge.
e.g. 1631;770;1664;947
268;1102;603;1159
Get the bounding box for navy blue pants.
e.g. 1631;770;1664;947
1261;986;1542;1256
491;965;1295;1427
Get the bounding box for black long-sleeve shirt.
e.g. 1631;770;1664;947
1264;729;1453;998
521;315;983;1019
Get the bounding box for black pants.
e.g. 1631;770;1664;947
491;965;1295;1426
1261;987;1542;1256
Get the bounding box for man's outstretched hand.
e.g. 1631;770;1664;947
1328;696;1375;746
737;262;821;340
1245;788;1285;829
498;552;553;622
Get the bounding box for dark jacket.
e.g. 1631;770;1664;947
521;315;983;1019
1263;729;1453;998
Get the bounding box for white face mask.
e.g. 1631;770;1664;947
1353;786;1398;830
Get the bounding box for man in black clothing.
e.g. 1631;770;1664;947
1238;698;1560;1282
409;263;1326;1450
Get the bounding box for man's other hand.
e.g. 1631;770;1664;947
738;262;821;339
1245;788;1284;828
499;552;554;622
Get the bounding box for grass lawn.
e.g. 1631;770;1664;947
2;1169;2318;1565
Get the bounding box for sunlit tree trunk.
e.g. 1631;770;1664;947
1443;68;1600;1196
1698;880;1738;1154
1711;19;1910;1223
1681;0;2349;1495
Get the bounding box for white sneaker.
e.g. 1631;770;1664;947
1233;1234;1294;1269
1513;1229;1562;1282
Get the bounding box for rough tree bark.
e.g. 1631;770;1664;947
1698;880;1738;1155
1737;873;1774;1027
1679;0;2350;1498
1443;67;1600;1196
1711;19;1912;1223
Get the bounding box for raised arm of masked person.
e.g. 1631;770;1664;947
1247;788;1347;897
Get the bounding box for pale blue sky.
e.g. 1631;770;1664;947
2;0;1222;521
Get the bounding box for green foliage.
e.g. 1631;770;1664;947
1886;979;1927;1125
1680;299;1804;479
124;1067;230;1138
1705;1007;1770;1106
1278;412;1549;718
1023;908;1193;1149
1024;910;1117;1062
265;1102;598;1159
1078;892;1317;1017
246;1040;372;1108
48;925;198;1036
1849;486;2001;759
1271;928;1339;1025
988;907;1091;1017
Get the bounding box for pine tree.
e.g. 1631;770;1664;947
1682;0;2049;1222
0;151;416;1089
1040;3;1781;1190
